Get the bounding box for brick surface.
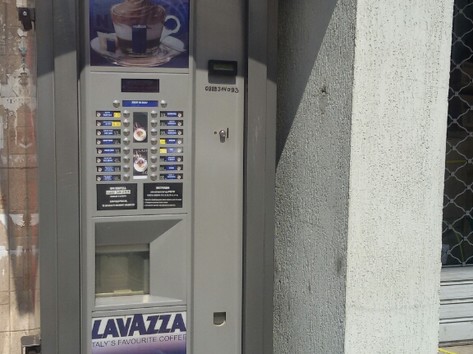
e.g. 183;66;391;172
0;1;40;352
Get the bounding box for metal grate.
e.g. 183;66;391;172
443;0;473;266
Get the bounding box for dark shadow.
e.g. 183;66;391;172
276;0;339;163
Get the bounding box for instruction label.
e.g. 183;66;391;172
97;184;137;210
144;183;183;209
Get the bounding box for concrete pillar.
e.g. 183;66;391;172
275;0;453;352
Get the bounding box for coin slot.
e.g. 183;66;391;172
213;312;226;326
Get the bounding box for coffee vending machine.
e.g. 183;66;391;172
36;0;276;353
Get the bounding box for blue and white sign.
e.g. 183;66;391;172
123;100;159;107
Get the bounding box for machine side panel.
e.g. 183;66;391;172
38;0;82;352
193;0;245;352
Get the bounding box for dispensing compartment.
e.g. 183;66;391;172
93;217;187;309
95;244;150;297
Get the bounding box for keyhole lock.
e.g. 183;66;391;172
215;129;229;143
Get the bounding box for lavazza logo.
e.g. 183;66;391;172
92;313;187;339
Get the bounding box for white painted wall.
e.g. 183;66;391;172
275;0;453;352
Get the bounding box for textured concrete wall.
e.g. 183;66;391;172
345;1;453;352
274;0;356;352
275;0;453;352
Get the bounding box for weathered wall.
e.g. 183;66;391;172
345;0;453;352
274;0;356;352
0;1;39;353
275;0;453;352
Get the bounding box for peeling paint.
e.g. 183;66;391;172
10;214;25;227
0;245;8;258
1;153;38;166
30;212;38;226
0;66;36;111
10;245;38;256
0;213;39;227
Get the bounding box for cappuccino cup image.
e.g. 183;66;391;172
111;0;181;56
133;127;147;141
134;157;148;172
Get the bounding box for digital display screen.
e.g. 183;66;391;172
121;79;159;93
123;100;158;107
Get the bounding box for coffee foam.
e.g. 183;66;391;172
111;1;165;26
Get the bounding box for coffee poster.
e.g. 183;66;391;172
89;0;189;68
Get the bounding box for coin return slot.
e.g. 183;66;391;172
95;244;149;297
213;312;226;326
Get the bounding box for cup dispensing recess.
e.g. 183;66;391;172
95;245;150;297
